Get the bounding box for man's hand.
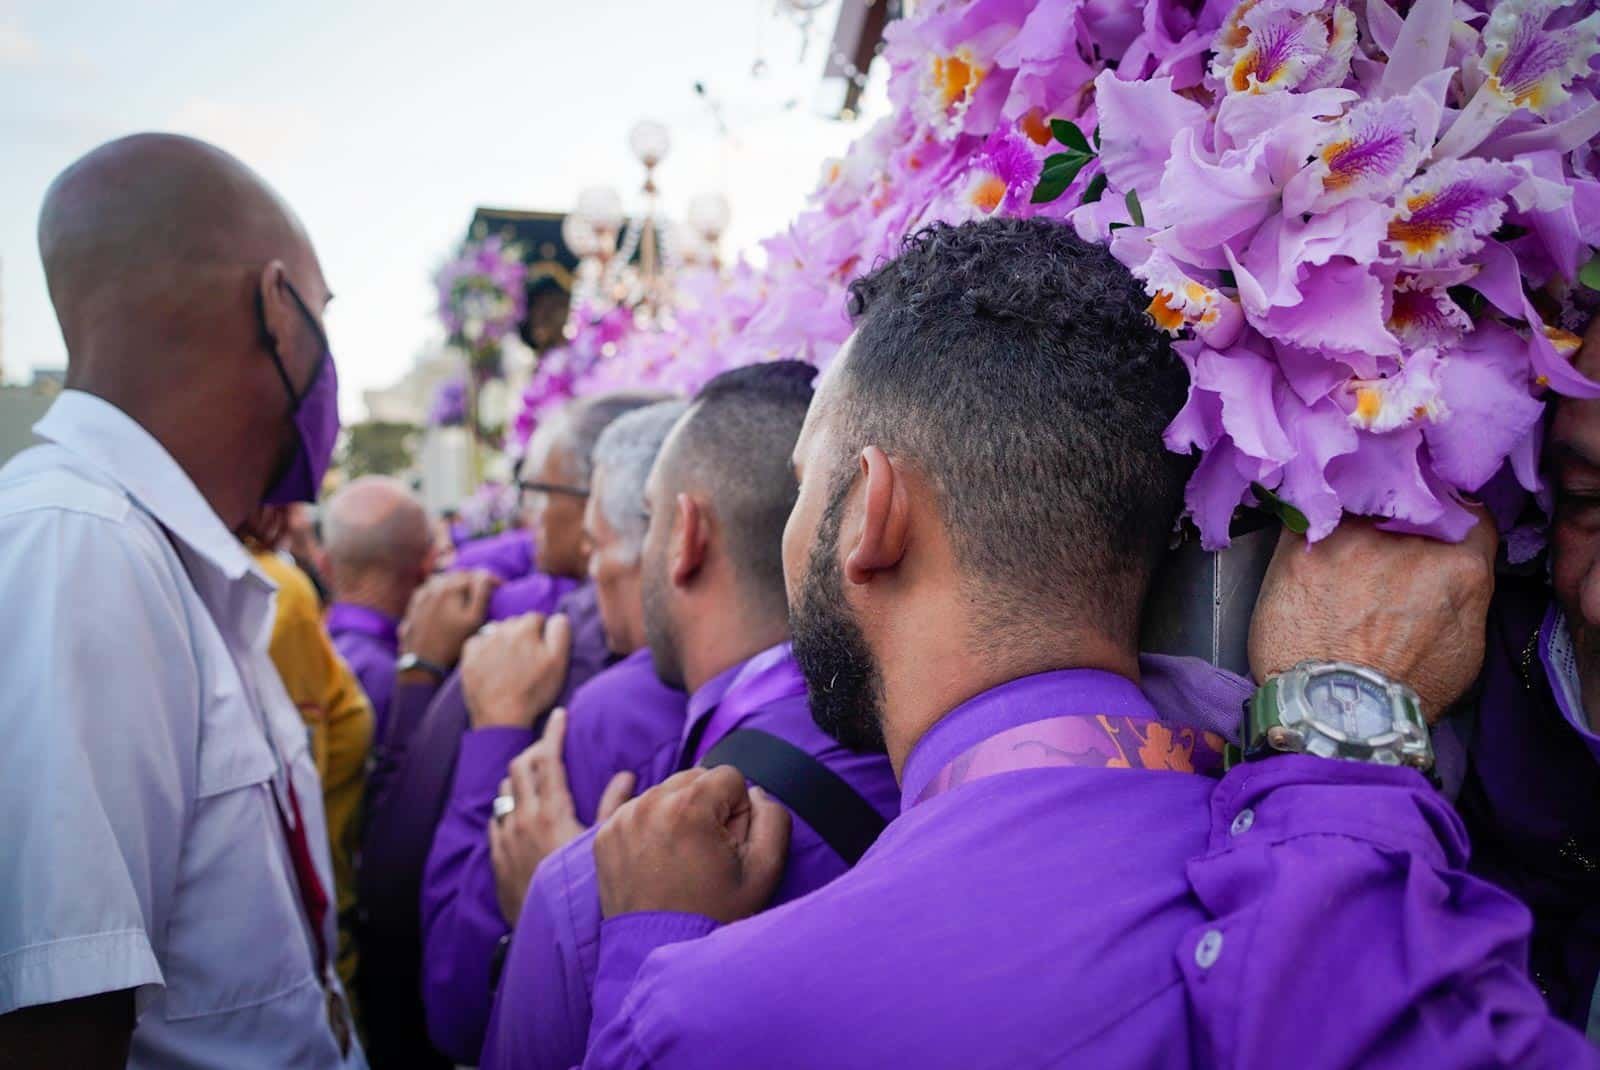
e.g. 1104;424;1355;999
398;571;497;670
1249;512;1498;722
595;766;791;923
460;612;572;730
487;709;635;924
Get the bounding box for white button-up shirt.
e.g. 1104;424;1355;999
0;390;364;1068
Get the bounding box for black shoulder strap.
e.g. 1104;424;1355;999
700;729;887;866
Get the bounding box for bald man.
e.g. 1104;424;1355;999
0;135;361;1067
324;476;436;734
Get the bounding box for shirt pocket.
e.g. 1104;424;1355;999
161;687;319;1021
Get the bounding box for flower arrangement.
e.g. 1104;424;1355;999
532;0;1600;556
428;377;467;428
455;479;520;539
435;235;529;379
1065;0;1600;553
510;303;636;448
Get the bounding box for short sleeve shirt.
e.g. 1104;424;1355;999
0;391;363;1068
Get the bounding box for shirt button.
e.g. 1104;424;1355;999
1229;808;1255;837
1194;930;1224;969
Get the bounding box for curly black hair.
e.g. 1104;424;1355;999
838;217;1191;641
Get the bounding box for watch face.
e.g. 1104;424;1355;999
1303;672;1392;741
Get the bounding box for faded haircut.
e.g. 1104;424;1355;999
664;361;818;616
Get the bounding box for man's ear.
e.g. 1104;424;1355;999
258;260;294;354
844;445;910;586
669;492;710;589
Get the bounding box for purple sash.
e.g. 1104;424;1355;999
916;714;1229;807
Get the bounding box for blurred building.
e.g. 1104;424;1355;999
0;369;66;466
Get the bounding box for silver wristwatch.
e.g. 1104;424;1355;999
1244;661;1434;776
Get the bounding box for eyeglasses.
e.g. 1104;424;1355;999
518;479;590;507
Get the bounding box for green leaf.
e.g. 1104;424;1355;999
1051;119;1094;155
1107;222;1129;232
1031;151;1092;204
1080;172;1108;205
1580;251;1600;292
1250;483;1310;535
1216;269;1238;290
1124;188;1145;227
1092;124;1101;150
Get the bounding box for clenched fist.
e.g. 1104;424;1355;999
399;570;498;670
595;766;790;924
1249;512;1498;722
461;612;572;730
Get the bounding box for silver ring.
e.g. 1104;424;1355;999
492;793;516;821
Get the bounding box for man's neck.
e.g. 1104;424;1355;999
680;601;790;697
879;627;1138;780
331;576;410;621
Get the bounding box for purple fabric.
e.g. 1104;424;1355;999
489;570;581;622
326;602;399;739
683;642;812;765
355;581;610;1067
578;670;1594;1069
479;643;899;1070
418;648;686;1063
1455;578;1600;1029
452;529;537;583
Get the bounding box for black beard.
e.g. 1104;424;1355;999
790;486;886;753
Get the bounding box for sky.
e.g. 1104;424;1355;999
0;0;887;416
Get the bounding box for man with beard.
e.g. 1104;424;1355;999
357;392;661;1068
476;362;899;1070
578;218;1595;1068
417;400;689;1062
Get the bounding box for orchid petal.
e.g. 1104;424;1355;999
1423;321;1545;489
1377;0;1453;99
1523;290;1600;398
1326;425;1445;525
1275;387;1360;540
1194;343;1296;463
1286;94;1423;216
1466;239;1527;317
1093;71;1207;197
1253;260;1401;358
1363;0;1404;54
1385;157;1518;267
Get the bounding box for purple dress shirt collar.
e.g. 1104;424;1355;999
325;602;399;647
681;642;808;766
899;668;1155;812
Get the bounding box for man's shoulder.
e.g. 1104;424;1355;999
0;443;134;527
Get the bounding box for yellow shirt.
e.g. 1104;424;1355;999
255;550;373;996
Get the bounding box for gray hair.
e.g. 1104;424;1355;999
543;390;673;488
591;399;689;557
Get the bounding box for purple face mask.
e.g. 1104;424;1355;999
263;281;342;505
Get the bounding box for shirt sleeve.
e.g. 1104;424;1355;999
0;505;200;1015
420;726;531;1063
1184;756;1600;1069
580;913;721;1070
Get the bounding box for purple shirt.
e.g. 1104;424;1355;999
576;667;1594;1069
479;643;900;1070
489;570;581;623
419;647;686;1063
326;602;399;738
451;528;537;583
355;580;609;1068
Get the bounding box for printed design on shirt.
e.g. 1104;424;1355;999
918;714;1229;805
